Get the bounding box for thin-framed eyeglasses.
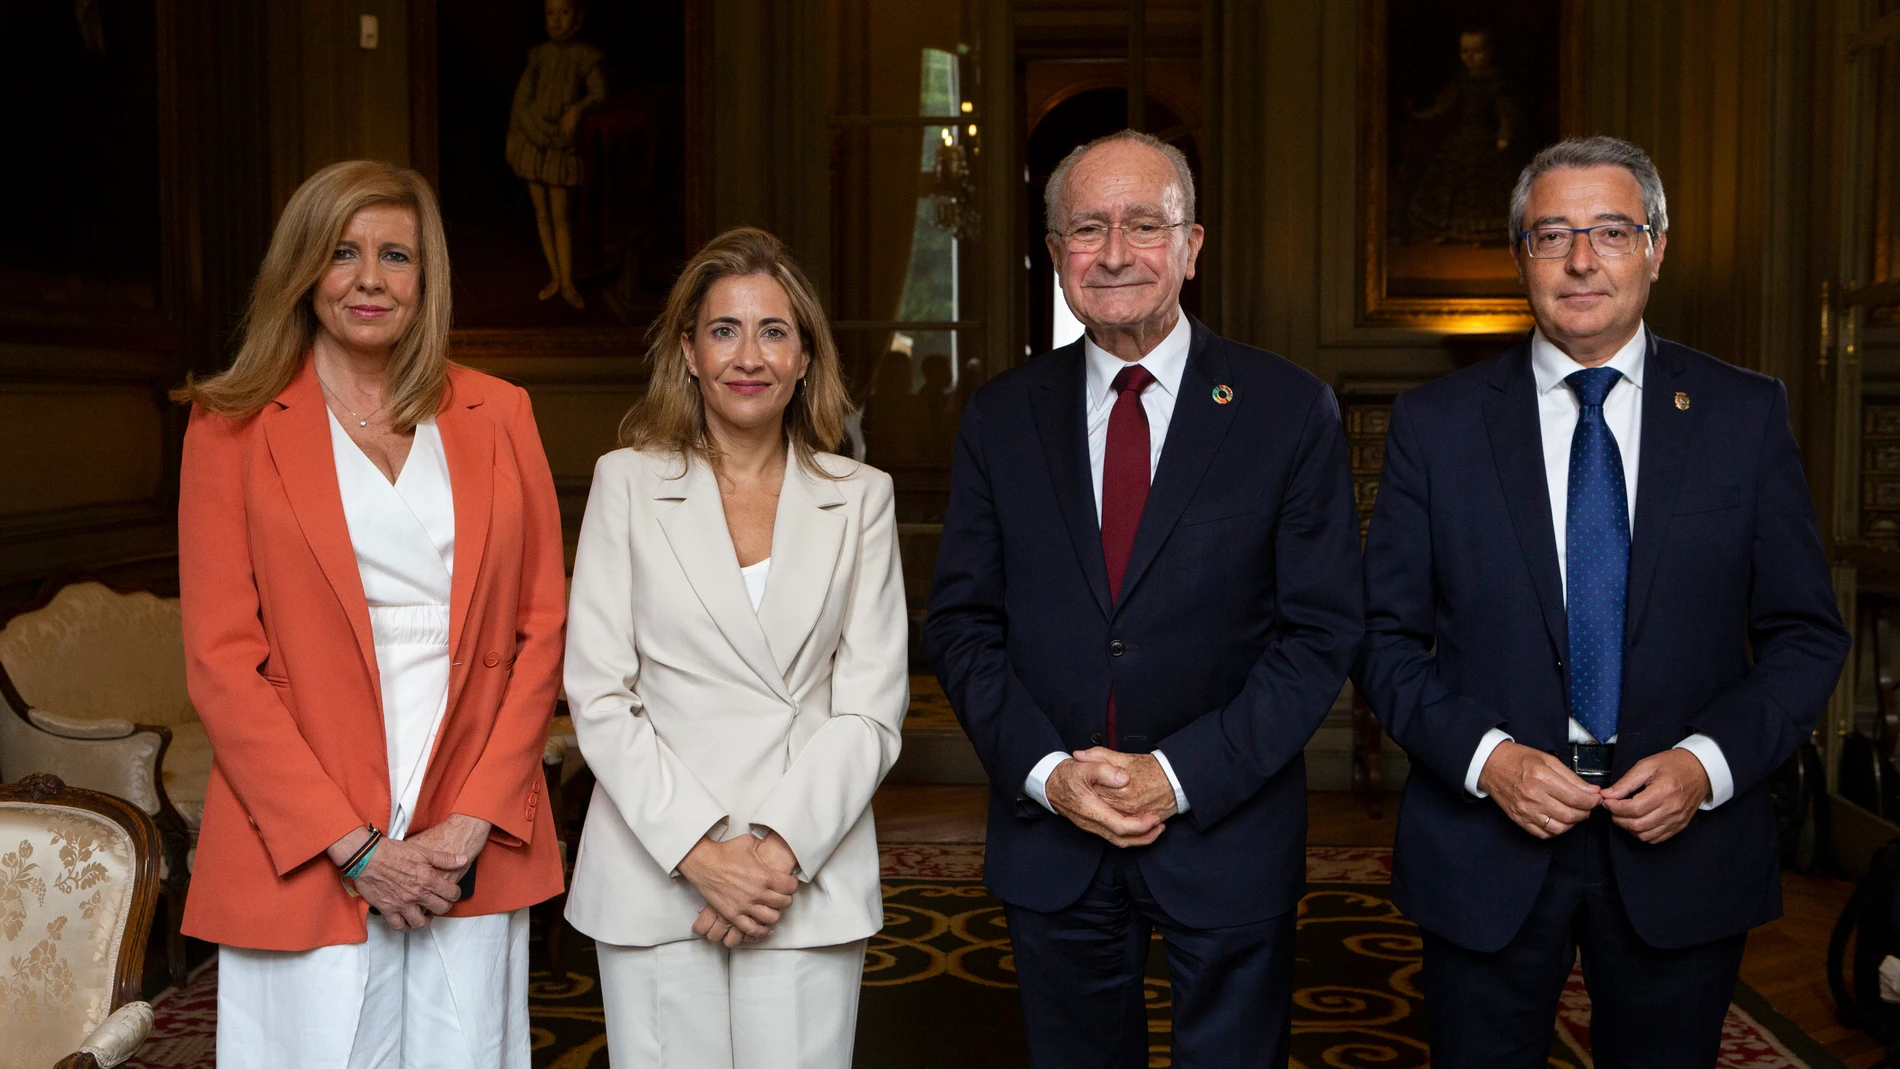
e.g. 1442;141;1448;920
1519;223;1655;259
1054;221;1187;252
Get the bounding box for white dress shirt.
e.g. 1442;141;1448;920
1463;325;1734;809
1025;310;1194;817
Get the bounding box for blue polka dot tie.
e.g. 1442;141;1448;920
1565;367;1628;744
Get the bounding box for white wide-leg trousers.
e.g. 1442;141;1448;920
595;937;868;1069
216;908;531;1068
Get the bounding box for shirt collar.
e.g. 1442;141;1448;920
1083;308;1193;410
1530;323;1647;396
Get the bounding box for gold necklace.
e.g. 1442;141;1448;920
316;374;385;429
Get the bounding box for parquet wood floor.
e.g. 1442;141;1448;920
870;784;1885;1066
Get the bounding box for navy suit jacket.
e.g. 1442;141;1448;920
1354;334;1849;952
924;317;1364;928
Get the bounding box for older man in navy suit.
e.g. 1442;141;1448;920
925;130;1362;1067
1355;136;1849;1067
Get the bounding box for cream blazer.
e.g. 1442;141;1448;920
563;448;908;948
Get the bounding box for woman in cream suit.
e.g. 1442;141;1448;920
565;227;907;1069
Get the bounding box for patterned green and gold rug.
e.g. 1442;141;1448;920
128;844;1841;1069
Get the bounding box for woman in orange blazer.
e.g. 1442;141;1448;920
174;160;565;1068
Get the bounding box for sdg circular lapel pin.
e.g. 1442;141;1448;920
1212;384;1235;405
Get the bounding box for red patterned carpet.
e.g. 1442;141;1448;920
128;959;216;1069
128;844;1837;1069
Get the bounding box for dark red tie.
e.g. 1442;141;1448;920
1101;364;1155;747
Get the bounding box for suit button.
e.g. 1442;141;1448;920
1108;640;1126;657
484;652;501;667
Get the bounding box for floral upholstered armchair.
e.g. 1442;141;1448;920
0;582;204;985
0;773;160;1069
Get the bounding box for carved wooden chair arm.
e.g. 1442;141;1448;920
51;1001;154;1069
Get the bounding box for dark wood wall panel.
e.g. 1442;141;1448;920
0;391;165;518
0;342;177;587
453;354;650;561
0;0;270;612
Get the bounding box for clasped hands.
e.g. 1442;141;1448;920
1478;740;1709;845
679;829;801;948
1045;747;1177;848
325;812;492;932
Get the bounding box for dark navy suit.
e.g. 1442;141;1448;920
925;318;1362;1066
1354;334;1849;1066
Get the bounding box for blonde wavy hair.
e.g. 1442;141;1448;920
619;227;851;475
172;160;452;430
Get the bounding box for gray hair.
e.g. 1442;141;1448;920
1044;129;1198;233
1508;136;1669;240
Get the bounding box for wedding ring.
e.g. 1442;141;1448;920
1541;814;1553;829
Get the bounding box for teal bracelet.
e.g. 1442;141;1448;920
343;833;382;880
337;826;382;872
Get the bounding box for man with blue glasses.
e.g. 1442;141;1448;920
1356;136;1849;1066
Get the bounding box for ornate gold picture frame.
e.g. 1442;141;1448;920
1358;0;1587;330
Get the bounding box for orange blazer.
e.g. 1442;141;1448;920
178;358;567;950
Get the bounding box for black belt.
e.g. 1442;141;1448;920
1559;743;1615;782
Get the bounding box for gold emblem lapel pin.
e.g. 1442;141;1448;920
1675;391;1690;411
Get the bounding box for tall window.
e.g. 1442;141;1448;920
828;1;990;652
892;48;968;394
